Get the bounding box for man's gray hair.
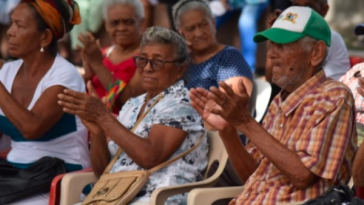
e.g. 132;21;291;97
172;0;214;29
141;27;189;65
103;0;144;22
299;36;328;69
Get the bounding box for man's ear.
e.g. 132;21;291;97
310;41;326;68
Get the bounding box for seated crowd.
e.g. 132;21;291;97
0;0;363;205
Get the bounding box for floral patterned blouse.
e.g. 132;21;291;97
108;80;209;204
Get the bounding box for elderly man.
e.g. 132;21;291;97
266;0;350;101
190;6;357;204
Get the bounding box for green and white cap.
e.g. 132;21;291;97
254;6;331;46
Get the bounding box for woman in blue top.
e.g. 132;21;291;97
172;0;253;130
172;0;253;93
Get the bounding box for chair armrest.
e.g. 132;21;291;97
49;168;93;205
60;170;98;205
150;152;228;205
187;186;244;205
150;177;224;205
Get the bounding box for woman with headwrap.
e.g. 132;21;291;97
0;1;91;204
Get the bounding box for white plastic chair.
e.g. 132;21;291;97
254;79;272;123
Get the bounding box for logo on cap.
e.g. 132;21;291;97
282;12;298;24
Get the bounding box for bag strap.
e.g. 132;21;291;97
104;94;164;174
148;131;205;174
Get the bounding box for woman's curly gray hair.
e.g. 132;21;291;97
172;0;214;29
140;27;189;65
103;0;144;22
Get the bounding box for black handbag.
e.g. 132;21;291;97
303;185;364;205
0;156;66;204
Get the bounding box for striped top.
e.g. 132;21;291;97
340;62;364;125
230;71;357;205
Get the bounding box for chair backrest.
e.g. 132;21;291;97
249;80;258;117
254;79;272;123
203;131;228;179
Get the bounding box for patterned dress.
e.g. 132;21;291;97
185;46;253;90
108;80;209;205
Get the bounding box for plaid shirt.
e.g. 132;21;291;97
340;63;364;124
230;71;357;205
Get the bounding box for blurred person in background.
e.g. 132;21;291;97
210;0;270;74
340;24;364;142
172;0;253;197
78;0;146;113
173;0;253;95
0;1;91;204
0;0;20;60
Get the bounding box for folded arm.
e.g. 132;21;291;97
97;113;187;170
0;82;65;140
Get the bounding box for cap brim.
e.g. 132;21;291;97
254;28;306;44
355;24;364;35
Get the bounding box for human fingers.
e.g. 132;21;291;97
86;32;96;42
189;90;207;114
63;89;86;100
209;86;228;106
77;33;90;45
193;87;211;104
58;93;82;105
237;79;248;96
58;98;81;112
87;81;98;98
218;81;235;96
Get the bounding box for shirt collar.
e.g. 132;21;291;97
279;70;327;116
143;80;185;107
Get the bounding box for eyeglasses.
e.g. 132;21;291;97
133;56;181;71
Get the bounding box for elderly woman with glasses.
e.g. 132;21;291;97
58;27;208;205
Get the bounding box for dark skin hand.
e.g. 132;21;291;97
190;85;258;182
78;32;145;107
190;80;317;188
58;81;187;177
77;32;111;90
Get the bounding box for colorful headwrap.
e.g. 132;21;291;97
21;0;81;40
